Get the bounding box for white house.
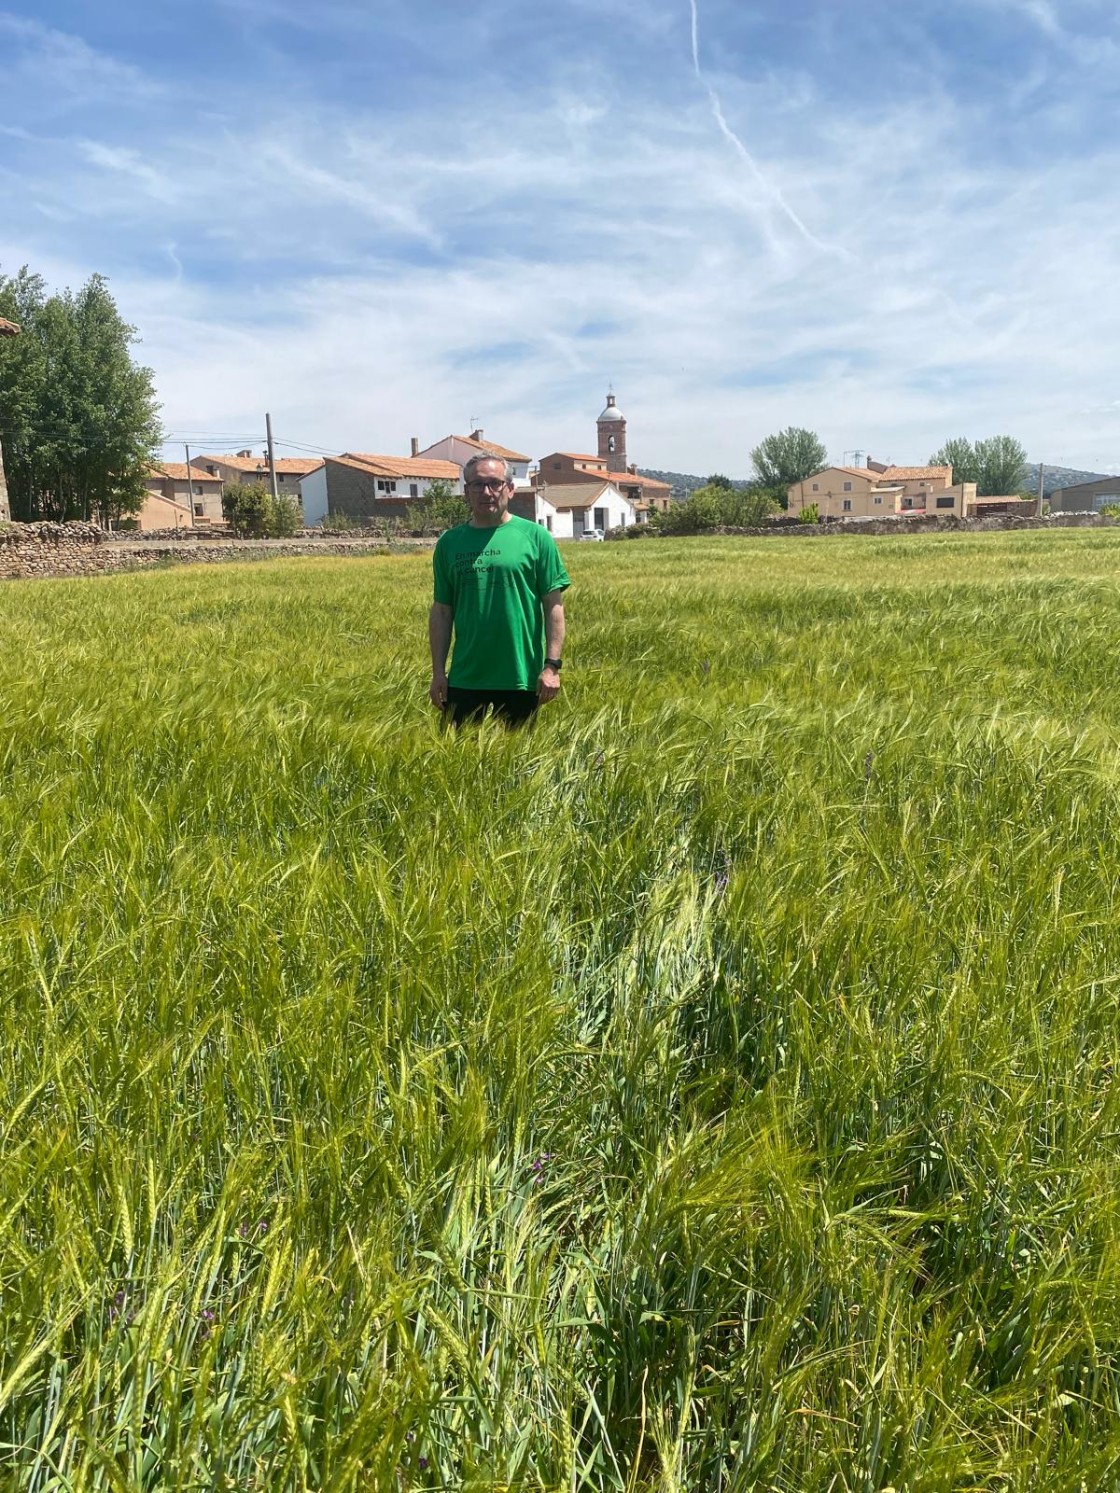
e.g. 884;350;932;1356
417;430;531;483
531;481;636;538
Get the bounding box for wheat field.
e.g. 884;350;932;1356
4;530;1120;1491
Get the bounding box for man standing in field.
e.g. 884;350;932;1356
429;454;570;727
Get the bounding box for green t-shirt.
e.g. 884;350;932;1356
433;516;571;690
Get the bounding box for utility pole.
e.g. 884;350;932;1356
265;412;280;506
1037;460;1046;520
184;443;194;529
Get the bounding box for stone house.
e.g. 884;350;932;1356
140;463;225;528
300;453;463;525
417;431;531;484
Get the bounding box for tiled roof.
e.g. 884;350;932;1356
340;453;462;481
195;454;325;475
452;435;530;461
879;465;952;482
614;472;671;491
0;317;20;336
554;452;605;462
150;463;223;483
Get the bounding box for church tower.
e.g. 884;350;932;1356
597;391;627;473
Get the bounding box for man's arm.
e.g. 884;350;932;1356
537;589;566;703
429;602;453;709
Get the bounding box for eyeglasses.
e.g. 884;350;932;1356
467;479;510;493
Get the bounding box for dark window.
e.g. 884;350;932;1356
874;495;883;505
812;483;819;491
594;506;607;530
194;503;204;516
409;483;418;499
843;481;852;492
936;495;955;509
842;499;852;512
553;461;561;470
377;479;397;493
546;515;553;532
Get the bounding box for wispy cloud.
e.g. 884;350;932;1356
1;1;1119;473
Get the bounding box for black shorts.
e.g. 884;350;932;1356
444;686;539;728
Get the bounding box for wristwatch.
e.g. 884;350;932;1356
545;657;563;671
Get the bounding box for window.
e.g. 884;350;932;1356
843;481;852;492
546;515;553;532
594;506;607;530
194;483;203;494
874;495;883;505
842;499;852;512
608;436;616;453
553;461;562;471
409;483;418;499
812;483;819;492
936;495;955;509
377;479;397;493
194;503;204;517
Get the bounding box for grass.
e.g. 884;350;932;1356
4;529;1120;1489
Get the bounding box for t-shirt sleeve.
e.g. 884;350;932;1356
536;531;571;597
433;538;453;606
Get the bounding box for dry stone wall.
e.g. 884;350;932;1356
0;522;430;581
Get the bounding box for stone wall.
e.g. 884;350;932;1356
0;522;431;581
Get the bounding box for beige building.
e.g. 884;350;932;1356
142;463;226;526
788;464;954;518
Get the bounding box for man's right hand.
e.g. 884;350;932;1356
429;673;448;709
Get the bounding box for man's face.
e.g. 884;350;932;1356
465;460;511;524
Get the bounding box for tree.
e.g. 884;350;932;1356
974;435;1028;497
705;473;735;491
750;428;828;494
654;481;776;534
222;482;301;538
928;438;979;487
930;436;1027;495
0;266;161;524
405;478;469;533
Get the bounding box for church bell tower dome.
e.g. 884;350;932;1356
597;391;627;472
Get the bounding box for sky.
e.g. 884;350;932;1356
1;0;1118;475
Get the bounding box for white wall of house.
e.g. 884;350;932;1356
300;465;329;526
419;435;529;483
579;484;635;532
534;495;575;539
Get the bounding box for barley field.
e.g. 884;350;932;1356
5;530;1120;1491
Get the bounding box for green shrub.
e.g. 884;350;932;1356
405;479;469;534
656;482;776;535
1098;503;1120;519
799;502;820;524
221;482;302;538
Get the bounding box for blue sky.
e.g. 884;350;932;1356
1;0;1118;473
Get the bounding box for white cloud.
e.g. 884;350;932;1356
1;6;1119;474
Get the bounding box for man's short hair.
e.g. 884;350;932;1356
463;453;511;485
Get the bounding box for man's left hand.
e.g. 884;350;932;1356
536;665;561;704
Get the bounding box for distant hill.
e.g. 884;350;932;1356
637;469;752;498
1021;463;1113;498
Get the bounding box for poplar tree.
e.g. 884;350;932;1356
0;266;161;524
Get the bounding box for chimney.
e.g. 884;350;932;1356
410;437;419;457
471;428;483;442
628;463;637;474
